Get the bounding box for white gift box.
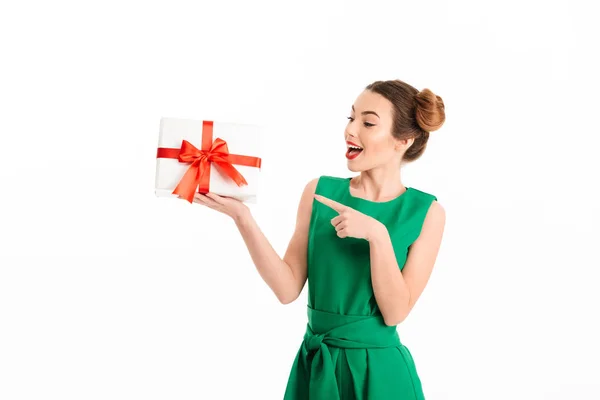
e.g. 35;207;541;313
155;117;262;203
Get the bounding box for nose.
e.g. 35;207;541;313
345;123;358;139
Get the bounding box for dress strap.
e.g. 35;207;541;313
314;175;349;201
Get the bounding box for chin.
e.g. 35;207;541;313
346;162;363;173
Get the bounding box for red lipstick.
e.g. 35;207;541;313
346;141;363;160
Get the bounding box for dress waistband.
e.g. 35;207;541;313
298;306;401;399
305;305;400;351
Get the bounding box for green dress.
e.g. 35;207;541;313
283;175;438;400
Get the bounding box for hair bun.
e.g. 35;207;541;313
415;88;445;132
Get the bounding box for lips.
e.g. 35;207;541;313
346;141;363;160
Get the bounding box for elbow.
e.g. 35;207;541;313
383;311;408;326
384;297;412;326
383;317;401;327
277;291;299;305
279;296;295;305
277;277;304;304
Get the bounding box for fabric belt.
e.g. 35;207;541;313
301;305;401;399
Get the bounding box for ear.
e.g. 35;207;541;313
395;137;414;151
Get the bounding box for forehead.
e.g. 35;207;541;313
353;90;393;114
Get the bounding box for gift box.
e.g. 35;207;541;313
155;117;262;203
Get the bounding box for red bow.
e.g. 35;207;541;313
156;120;261;203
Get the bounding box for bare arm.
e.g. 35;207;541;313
233;178;318;304
369;201;446;325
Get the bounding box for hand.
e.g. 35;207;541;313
185;192;250;220
314;194;385;241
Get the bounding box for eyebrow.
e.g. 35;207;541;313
352;105;380;118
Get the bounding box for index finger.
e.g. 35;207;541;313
314;194;347;213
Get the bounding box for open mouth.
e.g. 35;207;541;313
346;144;363;160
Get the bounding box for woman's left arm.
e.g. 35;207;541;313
368;201;446;326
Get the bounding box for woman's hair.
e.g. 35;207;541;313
365;79;445;162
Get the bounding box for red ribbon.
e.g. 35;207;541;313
156;120;261;203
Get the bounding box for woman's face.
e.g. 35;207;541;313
344;90;409;172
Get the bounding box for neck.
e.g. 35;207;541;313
353;169;406;202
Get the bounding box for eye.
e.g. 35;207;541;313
347;116;354;122
364;122;375;127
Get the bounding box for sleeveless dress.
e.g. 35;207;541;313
283;175;438;400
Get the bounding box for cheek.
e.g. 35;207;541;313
364;132;394;154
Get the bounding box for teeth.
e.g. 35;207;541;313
348;145;363;150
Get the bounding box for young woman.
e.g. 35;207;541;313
191;79;446;399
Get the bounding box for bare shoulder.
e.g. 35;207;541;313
295;177;320;225
417;199;446;244
297;178;320;209
427;200;446;225
303;177;320;195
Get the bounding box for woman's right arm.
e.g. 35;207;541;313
233;178;319;304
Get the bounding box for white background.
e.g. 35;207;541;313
1;1;599;399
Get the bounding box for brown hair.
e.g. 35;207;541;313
365;79;445;162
